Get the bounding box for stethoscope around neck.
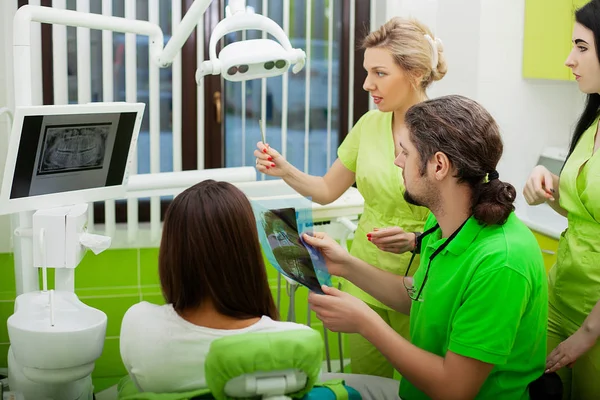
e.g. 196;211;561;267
403;217;471;302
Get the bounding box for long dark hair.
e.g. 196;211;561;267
568;1;600;160
405;95;516;226
159;180;278;320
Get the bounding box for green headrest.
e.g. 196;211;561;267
205;329;323;400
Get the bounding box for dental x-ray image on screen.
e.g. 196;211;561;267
253;201;332;294
38;123;110;175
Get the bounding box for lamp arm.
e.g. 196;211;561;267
13;5;164;107
156;0;214;67
13;0;218;74
13;5;163;48
226;0;247;16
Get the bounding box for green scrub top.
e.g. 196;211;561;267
399;213;548;400
337;110;429;309
549;117;600;324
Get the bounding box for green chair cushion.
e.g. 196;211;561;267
205;329;323;400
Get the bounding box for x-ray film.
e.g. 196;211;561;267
252;197;331;294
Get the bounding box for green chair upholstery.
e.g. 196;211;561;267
204;329;323;400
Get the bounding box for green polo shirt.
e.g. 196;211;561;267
399;212;547;400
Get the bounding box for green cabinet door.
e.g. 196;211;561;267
531;230;560;274
523;0;573;80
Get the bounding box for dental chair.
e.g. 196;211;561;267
117;329;361;400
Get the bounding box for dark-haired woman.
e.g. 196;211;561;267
119;180;309;393
523;1;600;398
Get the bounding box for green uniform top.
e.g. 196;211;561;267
400;213;548;400
337;110;429;309
550;117;600;324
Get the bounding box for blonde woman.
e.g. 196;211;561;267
255;17;447;378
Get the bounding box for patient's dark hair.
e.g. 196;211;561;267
405;95;516;225
159;180;278;320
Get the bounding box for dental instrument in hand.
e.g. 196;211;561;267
259;119;266;145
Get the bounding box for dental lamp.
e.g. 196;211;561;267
196;9;306;83
162;0;306;84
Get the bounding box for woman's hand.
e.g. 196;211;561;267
302;232;352;278
367;227;416;254
254;142;292;177
523;165;556;206
308;285;378;335
546;328;598;373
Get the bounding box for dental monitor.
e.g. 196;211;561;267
0;102;145;215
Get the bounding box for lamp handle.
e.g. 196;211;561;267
213;91;222;124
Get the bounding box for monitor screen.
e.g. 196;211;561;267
0;103;145;215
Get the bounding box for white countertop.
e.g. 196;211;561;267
235;180;365;223
514;199;568;240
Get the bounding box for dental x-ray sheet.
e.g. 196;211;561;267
252;197;332;294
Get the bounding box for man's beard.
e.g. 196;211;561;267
403;189;424;207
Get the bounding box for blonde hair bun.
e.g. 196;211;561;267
362;17;447;88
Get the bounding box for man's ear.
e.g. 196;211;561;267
431;151;451;180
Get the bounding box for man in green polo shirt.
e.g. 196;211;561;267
305;95;548;399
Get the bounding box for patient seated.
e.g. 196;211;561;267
120;302;310;393
119;180;311;394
